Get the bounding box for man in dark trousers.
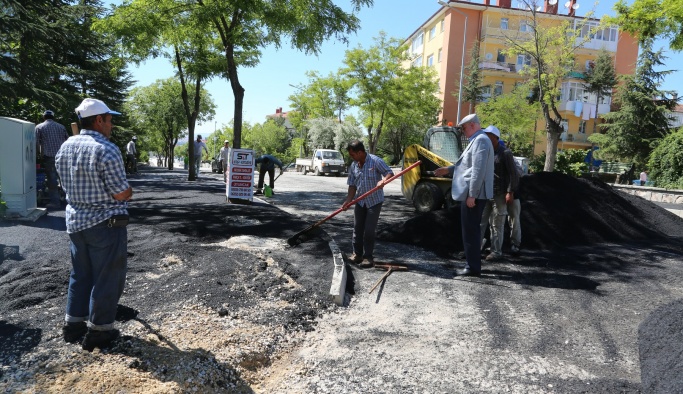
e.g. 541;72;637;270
434;113;494;277
255;154;283;195
56;98;132;352
35;110;69;208
341;140;394;268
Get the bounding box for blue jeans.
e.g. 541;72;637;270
353;202;383;259
65;220;128;330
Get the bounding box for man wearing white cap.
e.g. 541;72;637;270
55;98;132;351
479;125;518;261
434;113;494;277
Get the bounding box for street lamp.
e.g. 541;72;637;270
213;121;217;158
438;0;468;124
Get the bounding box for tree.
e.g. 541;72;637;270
592;41;678;166
125;78;215;169
477;86;540;158
242;120;289;158
584;49;617;135
648;127;683;189
613;0;683;50
0;0;132;131
342;32;440;154
306;118;339;150
98;0;224;180
460;40;487;115
503;0;593;171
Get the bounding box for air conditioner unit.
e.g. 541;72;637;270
0;117;38;217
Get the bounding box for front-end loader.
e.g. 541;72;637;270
402;125;464;212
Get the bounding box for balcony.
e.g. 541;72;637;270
479;61;519;73
560;100;611;117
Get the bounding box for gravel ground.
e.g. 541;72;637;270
2;168;683;393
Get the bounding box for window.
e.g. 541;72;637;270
560;119;568;132
441;19;445;32
427;54;434;67
494;81;503;96
561;82;587;102
516;54;531;68
579;120;587;134
577;21;618;42
438;48;443;62
520;21;530;32
411;32;424;53
412;55;423;67
500;18;508;30
481;85;492;101
497;50;505;63
429;26;437;41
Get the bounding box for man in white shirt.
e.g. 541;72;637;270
193;135;208;177
126;136;137;174
219;140;231;183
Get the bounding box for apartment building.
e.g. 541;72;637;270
405;0;639;154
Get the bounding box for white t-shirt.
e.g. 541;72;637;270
126;140;136;155
219;146;231;163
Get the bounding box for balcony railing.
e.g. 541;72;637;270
479;61;520;73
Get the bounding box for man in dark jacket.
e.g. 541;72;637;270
255;154;283;194
480;125;518;261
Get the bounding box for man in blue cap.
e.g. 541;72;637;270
56;98;132;352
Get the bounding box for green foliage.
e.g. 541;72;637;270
529;149;587;176
583;49;618;135
460;40;488;111
612;0;683;50
503;1;594;171
0;1;132;129
478;85;540;157
599;41;677;167
648;127;683;188
242;120;289;158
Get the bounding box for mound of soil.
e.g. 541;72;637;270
378;172;683;254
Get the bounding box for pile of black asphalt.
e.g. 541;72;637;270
0;167;334;373
378;171;683;254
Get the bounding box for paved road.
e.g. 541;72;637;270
202;169;683;393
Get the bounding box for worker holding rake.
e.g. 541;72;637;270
342;140;394;269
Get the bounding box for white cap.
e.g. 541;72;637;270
75;98;121;119
457;113;480;127
484;125;501;138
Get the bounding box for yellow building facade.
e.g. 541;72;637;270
405;0;639;155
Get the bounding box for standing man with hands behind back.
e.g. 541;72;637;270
342;140;394;269
55;98;132;352
35;110;69;208
435;114;493;277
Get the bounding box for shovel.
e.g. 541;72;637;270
287;160;421;246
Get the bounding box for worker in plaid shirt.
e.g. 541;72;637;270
55;98;132;352
35;110;69;207
342;140;394;268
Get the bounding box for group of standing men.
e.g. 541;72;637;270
434;113;521;277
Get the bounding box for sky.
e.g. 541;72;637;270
123;0;683;140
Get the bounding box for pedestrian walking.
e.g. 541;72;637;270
434;113;493;277
55;98;132;351
219;140;231;183
35;110;69;208
126;136;137;174
193;135;208;177
341;140;394;268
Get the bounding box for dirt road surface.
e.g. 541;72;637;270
2;167;683;393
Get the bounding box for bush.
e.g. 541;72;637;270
529;149;588;177
648;128;683;189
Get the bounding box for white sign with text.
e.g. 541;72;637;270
227;148;254;201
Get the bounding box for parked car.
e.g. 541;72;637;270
211;156;223;173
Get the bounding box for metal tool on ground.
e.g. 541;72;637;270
287;160;422;246
369;263;408;294
272;162;289;183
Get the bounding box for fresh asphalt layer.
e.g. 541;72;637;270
2;165;683;393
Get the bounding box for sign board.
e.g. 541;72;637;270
227;148;254;201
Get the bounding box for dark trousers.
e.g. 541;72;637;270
353;202;383;259
43;156;61;205
257;167;275;189
461;199;487;272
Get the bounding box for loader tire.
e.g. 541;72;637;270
413;182;444;212
444;189;459;211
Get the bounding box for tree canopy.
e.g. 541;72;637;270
613;0;683;50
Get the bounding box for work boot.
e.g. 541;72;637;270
511;245;521;255
62;322;88;343
348;253;362;264
485;253;502;262
82;329;120;352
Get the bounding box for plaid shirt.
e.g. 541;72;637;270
55;130;130;233
347;153;393;208
35;119;69;157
